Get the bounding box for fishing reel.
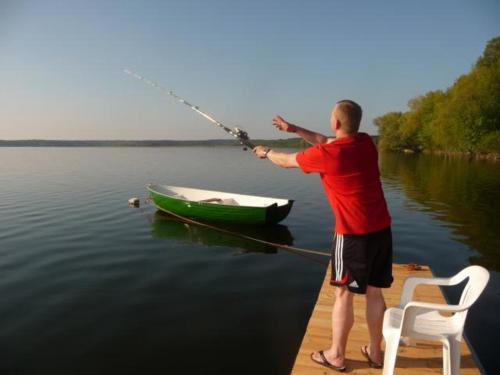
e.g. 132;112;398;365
234;127;255;151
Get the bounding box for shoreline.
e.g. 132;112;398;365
0;138;308;148
391;148;500;161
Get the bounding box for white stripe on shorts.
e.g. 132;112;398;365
338;234;344;281
335;234;344;282
334;233;340;281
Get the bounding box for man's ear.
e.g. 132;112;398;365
335;119;342;130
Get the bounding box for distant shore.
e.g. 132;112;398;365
0;138;309;148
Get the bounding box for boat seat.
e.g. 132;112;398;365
199;197;239;206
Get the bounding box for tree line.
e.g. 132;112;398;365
374;37;500;155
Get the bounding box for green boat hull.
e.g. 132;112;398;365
148;186;293;225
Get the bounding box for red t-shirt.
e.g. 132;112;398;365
296;132;391;234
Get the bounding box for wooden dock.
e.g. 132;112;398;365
291;264;481;374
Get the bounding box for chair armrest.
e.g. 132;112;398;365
400;276;453;307
404;301;466;314
398;301;466;334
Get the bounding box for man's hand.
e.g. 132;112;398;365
274;115;329;145
273;115;296;133
253;145;270;159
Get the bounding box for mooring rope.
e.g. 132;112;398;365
143;198;331;259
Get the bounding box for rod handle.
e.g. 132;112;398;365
241;140;255;150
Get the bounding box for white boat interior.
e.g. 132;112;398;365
148;184;290;208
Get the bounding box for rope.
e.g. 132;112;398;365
144;198;331;259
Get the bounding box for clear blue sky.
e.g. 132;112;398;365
1;0;499;140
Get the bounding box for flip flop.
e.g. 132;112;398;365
310;350;346;372
361;345;383;369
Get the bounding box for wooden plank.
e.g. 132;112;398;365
291;264;481;375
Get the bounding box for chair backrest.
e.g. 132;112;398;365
450;265;490;310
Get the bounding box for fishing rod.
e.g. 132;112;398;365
123;69;255;150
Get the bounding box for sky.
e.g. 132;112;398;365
1;0;499;140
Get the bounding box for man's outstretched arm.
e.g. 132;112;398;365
273;115;330;145
253;146;299;169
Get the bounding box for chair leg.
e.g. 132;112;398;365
448;336;461;375
442;336;461;375
383;335;400;375
443;340;450;375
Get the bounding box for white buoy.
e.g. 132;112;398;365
128;197;140;207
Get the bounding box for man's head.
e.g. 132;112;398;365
331;100;362;136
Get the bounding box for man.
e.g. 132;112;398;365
253;100;392;372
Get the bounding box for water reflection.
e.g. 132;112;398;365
380;153;500;272
151;211;294;254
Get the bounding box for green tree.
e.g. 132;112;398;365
374;111;404;151
402;90;447;150
375;36;500;155
476;36;500;68
441;60;500;152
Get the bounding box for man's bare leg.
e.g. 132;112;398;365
312;286;354;367
364;286;386;364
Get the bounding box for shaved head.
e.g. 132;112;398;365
332;100;362;135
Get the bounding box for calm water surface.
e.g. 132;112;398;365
0;148;498;374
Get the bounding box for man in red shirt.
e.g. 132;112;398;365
253;100;392;371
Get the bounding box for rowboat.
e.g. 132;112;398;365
147;184;294;225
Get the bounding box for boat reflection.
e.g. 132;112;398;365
151;211;294;254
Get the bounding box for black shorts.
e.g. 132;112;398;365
330;226;393;294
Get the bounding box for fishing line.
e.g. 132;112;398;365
124;69;254;150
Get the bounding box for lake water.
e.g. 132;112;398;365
0;147;498;375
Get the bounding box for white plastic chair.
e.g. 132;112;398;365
382;265;489;375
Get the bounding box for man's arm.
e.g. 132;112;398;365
253;146;299;169
273;115;329;145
